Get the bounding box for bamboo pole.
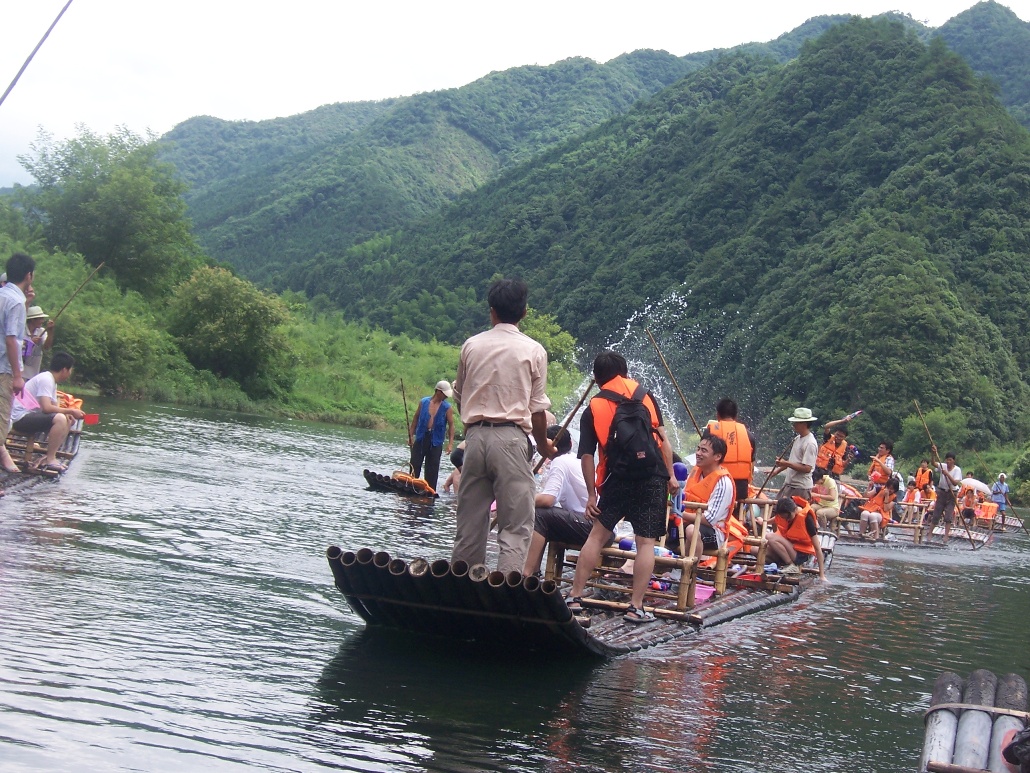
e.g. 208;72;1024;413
913;401;979;550
643;327;702;436
533;379;595;474
753;437;796;501
50;262;104;324
0;0;74;110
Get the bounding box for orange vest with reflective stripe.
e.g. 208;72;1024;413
774;505;818;556
706;420;753;482
816;438;847;475
590;376;661;488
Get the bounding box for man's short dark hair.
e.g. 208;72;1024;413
546;424;572;455
703;435;727;462
50;351;75;373
945;452;956;461
715;398;738;420
834;426;849;437
5;253;35;284
921;458;930;464
592;351;628;385
487;278;528;324
881;440;894;453
774;497;797;516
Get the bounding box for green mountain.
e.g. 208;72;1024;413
159;51;697;281
937;0;1030;124
292;18;1030;446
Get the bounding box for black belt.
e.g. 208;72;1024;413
468;420;518;428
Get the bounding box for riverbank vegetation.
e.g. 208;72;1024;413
0;130;583;432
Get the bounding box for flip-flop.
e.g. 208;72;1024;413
43;462;67;474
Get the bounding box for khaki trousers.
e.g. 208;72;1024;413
452;424;535;574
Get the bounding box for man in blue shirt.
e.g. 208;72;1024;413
407;380;455;493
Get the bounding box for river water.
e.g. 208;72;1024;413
0;400;1026;772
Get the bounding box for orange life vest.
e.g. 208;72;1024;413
863;488;896;526
774;503;818;556
590;376;662;488
914;467;932;490
816;437;848;476
981;502;999;520
685;464;748;561
902;488;919;505
868;453;892;484
705;420;753;482
961;488;976;509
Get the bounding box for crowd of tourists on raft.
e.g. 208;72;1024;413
397;278;1016;624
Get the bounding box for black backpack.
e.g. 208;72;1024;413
597;384;662;480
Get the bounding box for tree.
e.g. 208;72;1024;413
168;267;295;398
18;126;205;297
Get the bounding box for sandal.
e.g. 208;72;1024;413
43;462;67;474
624;604;655;624
565;596;584;614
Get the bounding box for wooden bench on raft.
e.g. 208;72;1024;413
4;429;72;470
541;498;792;619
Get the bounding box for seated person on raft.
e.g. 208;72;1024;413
765;497;826;580
681;436;741;558
810;469;840;529
524;424;611;576
859;478;899;541
9;351;84;473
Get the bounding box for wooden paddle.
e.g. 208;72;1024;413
400;379;414;473
913;401;979;550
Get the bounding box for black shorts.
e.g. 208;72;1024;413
794;551;813;566
699;521;718;551
597;475;669;540
12;412;55;435
533;507;614;548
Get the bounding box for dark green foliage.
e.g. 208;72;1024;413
18;128;206;298
937;1;1030;126
303;18;1030;445
168;267;295;399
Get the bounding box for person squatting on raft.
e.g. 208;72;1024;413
680;436;748;560
450;279;556;574
9;351;84;473
407;379;455;493
702;398;755;516
565;351;678;624
522;424;611;576
765;497;827;580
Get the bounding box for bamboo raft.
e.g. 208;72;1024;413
326;517;836;657
920;669;1028;772
362;469;438;498
832;500;993;548
1;415;84;494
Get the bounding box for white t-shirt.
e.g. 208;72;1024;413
539;452;589;514
937;462;963;493
11;370;57;424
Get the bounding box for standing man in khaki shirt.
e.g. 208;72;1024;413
452;279;556;574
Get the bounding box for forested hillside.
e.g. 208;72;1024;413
291;18;1030;448
159;51;698;282
937;1;1030;125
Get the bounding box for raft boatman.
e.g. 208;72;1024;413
703;398;755;515
681;435;749;561
766;497;826;580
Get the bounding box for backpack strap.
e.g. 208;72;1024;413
596;389;627;403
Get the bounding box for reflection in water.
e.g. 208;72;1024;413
0;398;1027;771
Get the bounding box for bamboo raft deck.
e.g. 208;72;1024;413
1;416;83;494
920;669;1028;772
326;519;834;657
831;500;994;548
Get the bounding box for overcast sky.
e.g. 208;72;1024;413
2;0;1028;186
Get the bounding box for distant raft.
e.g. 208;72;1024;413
920;669;1028;772
362;469;438;498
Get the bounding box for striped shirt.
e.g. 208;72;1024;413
703;476;735;545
